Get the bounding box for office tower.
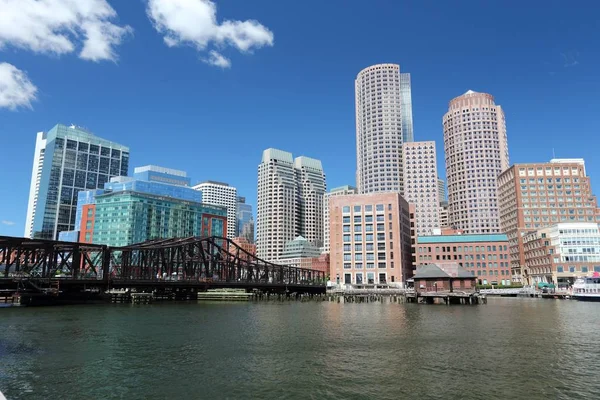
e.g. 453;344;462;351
438;178;446;204
24;124;129;240
192;181;237;239
443;90;509;234
294;156;326;248
439;202;449;228
416;232;511;285
498;159;600;283
329;193;415;286
355;63;413;194
323;185;358;254
278;236;322;269
402;141;441;236
73;166;227;247
236;196;254;243
256;148;326;263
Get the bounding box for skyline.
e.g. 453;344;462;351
2;0;600;237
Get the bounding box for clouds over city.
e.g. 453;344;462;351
1;219;16;226
0;0;132;62
146;0;274;68
0;63;37;110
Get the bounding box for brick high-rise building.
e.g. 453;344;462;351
323;185;358;254
443;90;509;234
498;159;600;283
402;141;441;236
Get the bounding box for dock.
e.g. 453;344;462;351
197;289;254;301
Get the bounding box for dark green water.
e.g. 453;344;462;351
1;298;599;400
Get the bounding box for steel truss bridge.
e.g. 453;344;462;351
0;236;325;293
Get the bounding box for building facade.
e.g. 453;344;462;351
443;90;509;234
278;236;322;269
232;236;257;258
329;193;415;286
416;233;511;285
355;63;413;194
236;196;254;243
523;223;600;289
438;178;446;204
439;201;449;228
402;141;441;236
256;148;326;262
498;159;600;282
323;185;358;254
294;157;326;248
25;124;129;240
193;181;237;239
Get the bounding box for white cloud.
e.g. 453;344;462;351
0;0;132;62
1;220;16;225
0;63;38;110
204;50;230;68
146;0;274;67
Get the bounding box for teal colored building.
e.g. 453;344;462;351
92;191;226;247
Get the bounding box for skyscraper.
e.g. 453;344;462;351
236;196;254;243
294;156;326;248
25;124;129;240
437;178;446;204
355;63;413;194
443;90;509;234
192;181;237;239
256;148;326;263
323;185;358;254
402;141;441;236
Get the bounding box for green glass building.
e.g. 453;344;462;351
92;191;227;247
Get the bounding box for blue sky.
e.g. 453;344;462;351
1;0;599;236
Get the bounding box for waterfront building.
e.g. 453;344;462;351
498;159;600;283
412;263;477;293
443;90;509;234
355;63;413;194
523;223;600;289
278;236;322;269
24;124;129;240
329;193;415;286
309;253;330;278
256;148;326;262
402;141;441;236
416;233;511;285
232;237;257;262
236;197;254;243
323;185;358;254
72;166;226;247
193;181;237;239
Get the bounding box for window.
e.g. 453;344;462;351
366;243;374;251
377;223;385;231
355;244;362;251
378;262;386;269
557;266;564;273
344;263;351;269
343;216;350;223
366;234;374;241
355;254;363;261
367;263;375;269
376;215;385;222
377;233;385;241
343;244;351;251
354;205;361;212
365;215;373;223
343;206;350;213
344;254;351;261
365;205;373;212
343;235;350;242
594;266;600;272
343;225;350;232
582;266;589;273
378;242;386;251
365;224;373;232
376;204;384;212
354;215;362;223
569;266;576;273
354;234;362;241
355;263;363;270
378;252;386;260
354;225;362;232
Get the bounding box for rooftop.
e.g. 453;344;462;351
418;234;508;244
413;263;474;279
134;165;187;177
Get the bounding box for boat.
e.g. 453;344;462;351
572;273;600;302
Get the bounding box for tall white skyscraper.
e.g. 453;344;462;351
193;181;237;239
402;141;441;236
355;63;413;194
256;148;326;263
322;185;357;254
24;124;129;240
437;178;446;204
443;90;509;233
24;132;47;238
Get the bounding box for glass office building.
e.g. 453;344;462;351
26;124;129;240
237;196;254;243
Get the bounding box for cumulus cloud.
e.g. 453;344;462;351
1;220;16;225
0;0;132;62
0;63;38;110
146;0;274;67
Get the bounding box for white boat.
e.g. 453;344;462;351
573;275;600;302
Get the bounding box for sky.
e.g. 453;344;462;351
1;0;599;237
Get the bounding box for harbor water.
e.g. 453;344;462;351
1;298;599;399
